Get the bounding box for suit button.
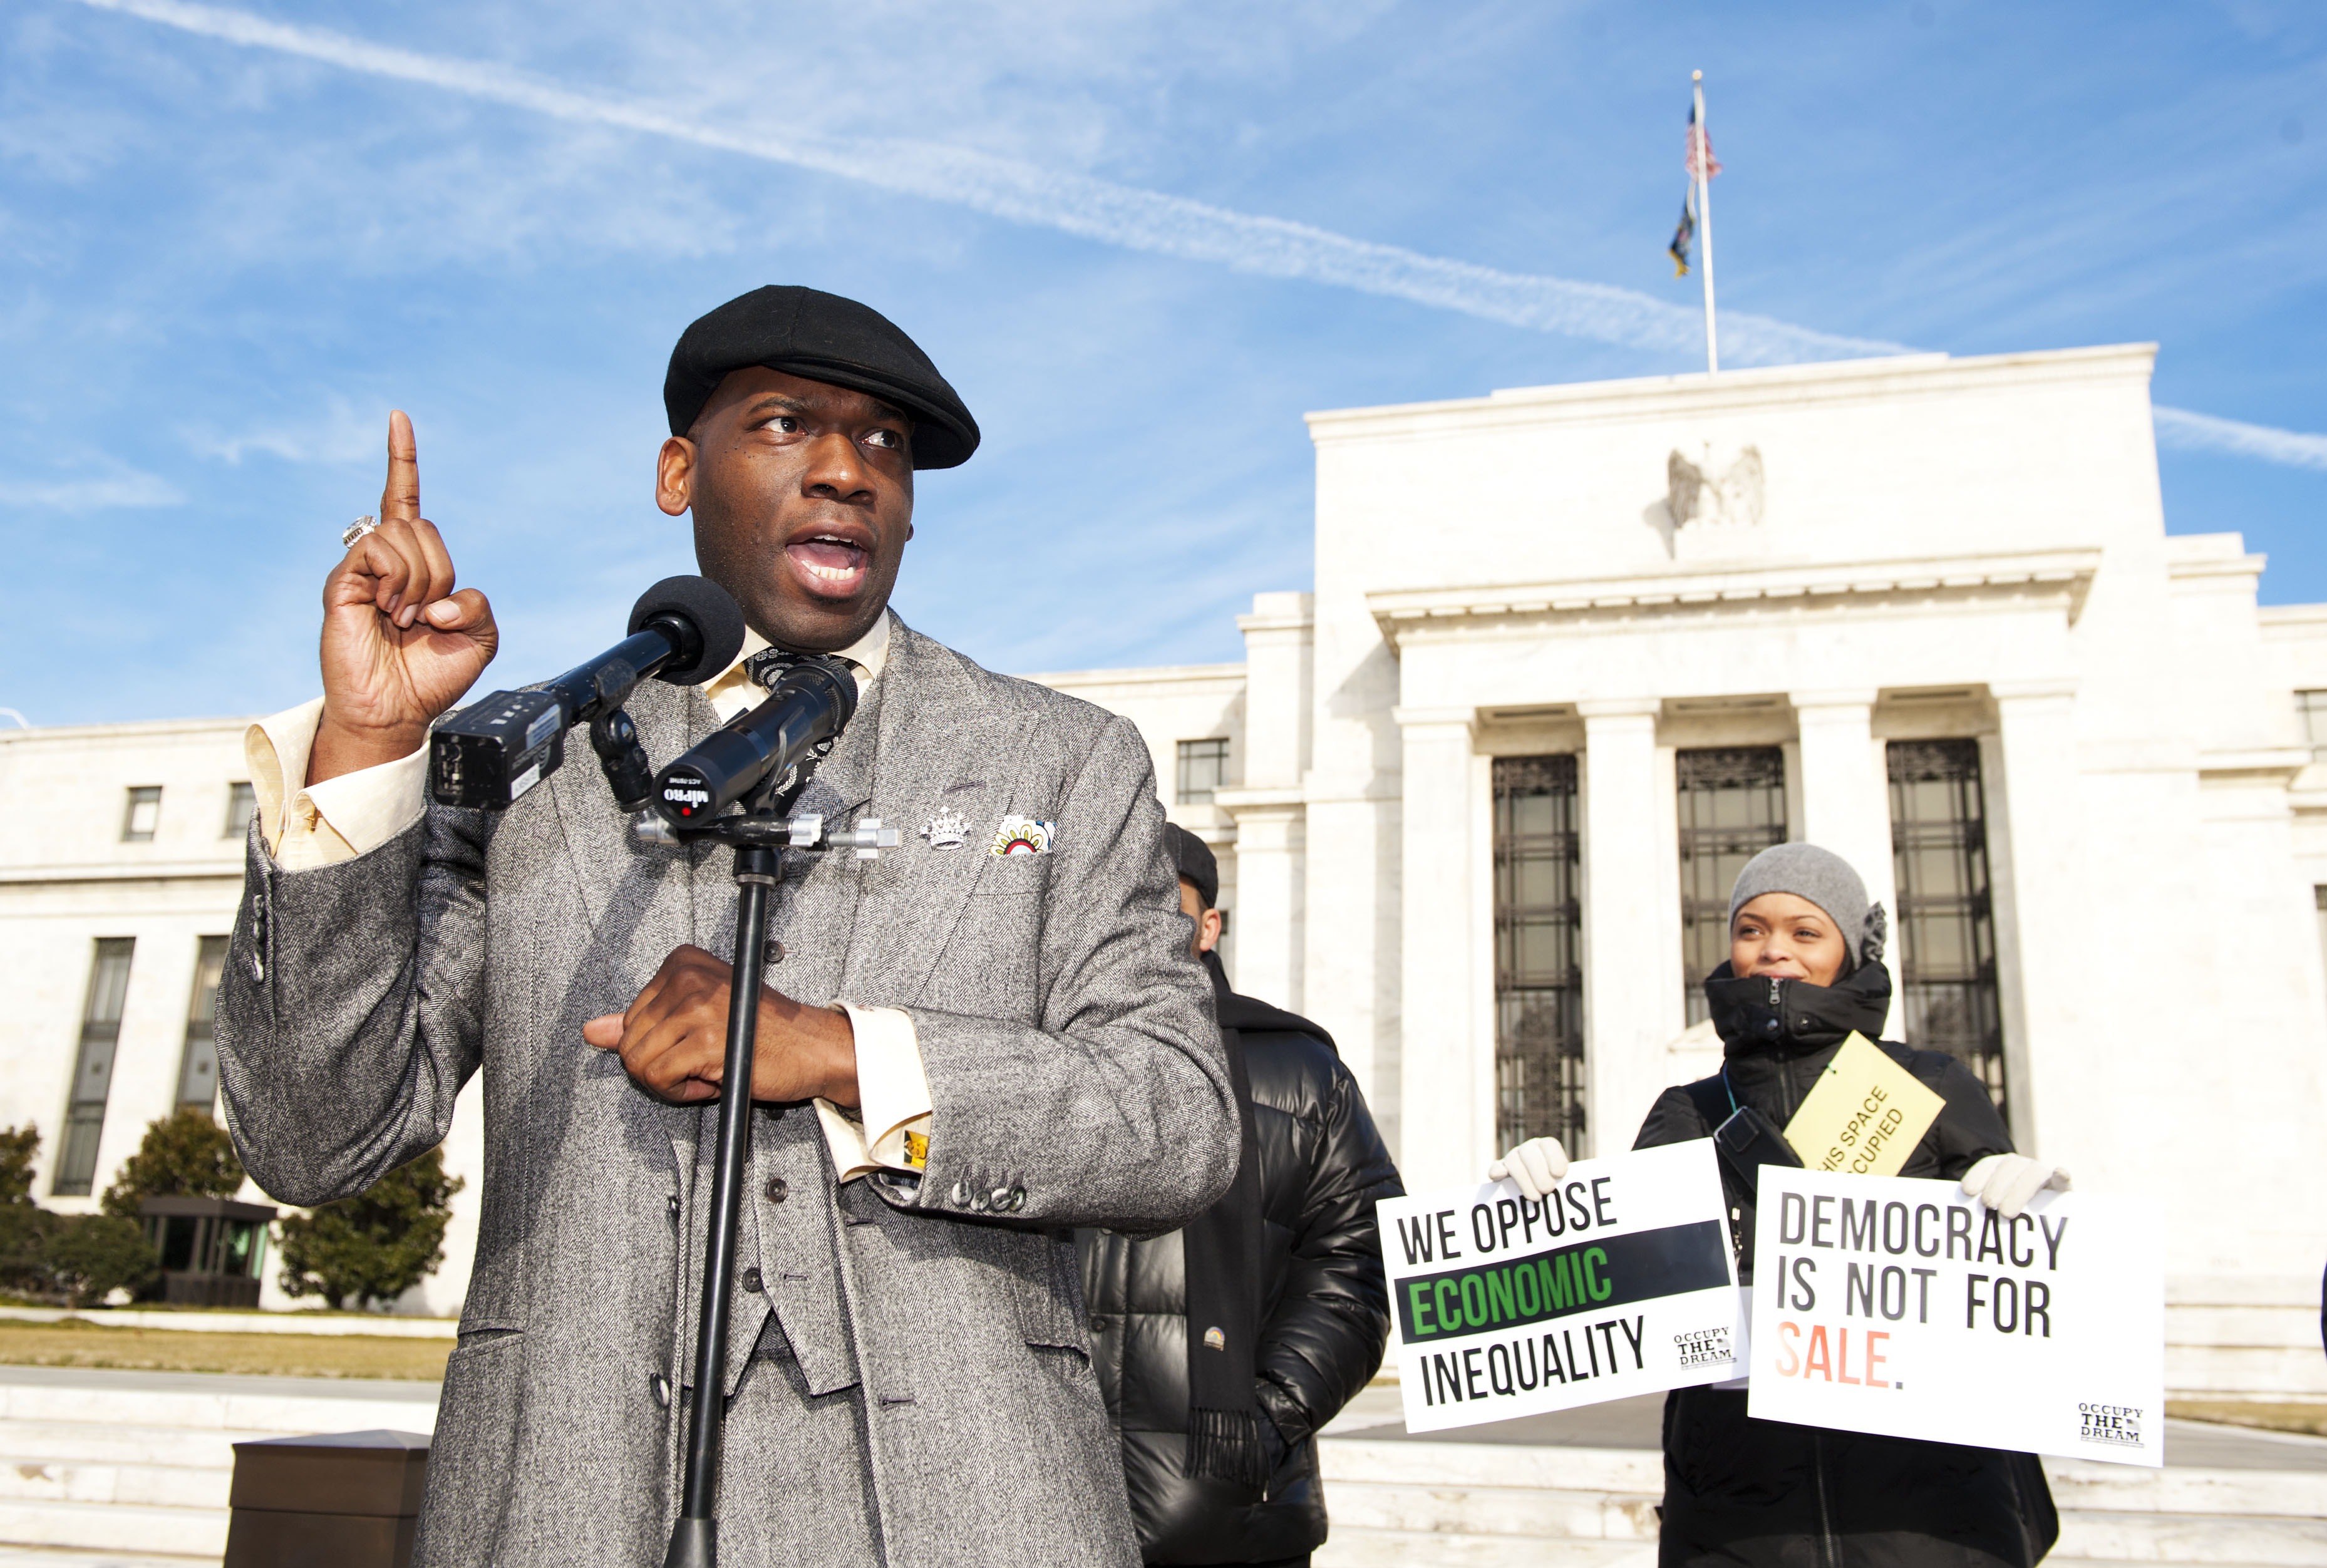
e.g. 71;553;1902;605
742;1267;764;1293
989;1187;1012;1210
765;1176;788;1204
949;1182;973;1209
1008;1187;1027;1212
666;1195;680;1225
651;1373;671;1408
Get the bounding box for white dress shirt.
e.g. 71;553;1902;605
242;609;931;1182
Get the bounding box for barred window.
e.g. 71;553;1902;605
1889;740;2008;1120
56;939;135;1197
1177;738;1231;805
121;787;161;844
1677;748;1788;1024
2315;887;2327;1016
1494;756;1586;1154
179;936;230;1113
2298;691;2327;757
224;782;257;840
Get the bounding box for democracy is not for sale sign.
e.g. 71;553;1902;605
1378;1140;1743;1433
1747;1167;2164;1467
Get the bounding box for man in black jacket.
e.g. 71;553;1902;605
1079;827;1401;1567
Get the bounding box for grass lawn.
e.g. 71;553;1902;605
2167;1400;2327;1438
0;1317;449;1381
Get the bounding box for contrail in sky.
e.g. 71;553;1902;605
66;0;2327;473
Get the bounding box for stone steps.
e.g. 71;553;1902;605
0;1502;225;1562
0;1426;242;1475
0;1548;218;1566
0;1368;437;1562
1314;1433;2327;1568
2053;1511;2327;1565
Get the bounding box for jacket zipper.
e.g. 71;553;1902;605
1770;977;1798;1105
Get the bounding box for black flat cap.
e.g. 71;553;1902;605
664;286;980;470
1164;823;1219;908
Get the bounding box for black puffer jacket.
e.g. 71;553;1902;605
1078;990;1400;1565
1636;960;2058;1568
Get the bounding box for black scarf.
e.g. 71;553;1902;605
1180;952;1270;1486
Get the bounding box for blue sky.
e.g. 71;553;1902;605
4;0;2326;725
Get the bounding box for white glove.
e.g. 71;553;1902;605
1960;1154;2070;1219
1487;1137;1570;1201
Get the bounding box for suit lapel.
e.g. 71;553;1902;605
841;622;1041;1004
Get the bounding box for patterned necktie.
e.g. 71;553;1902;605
743;646;864;693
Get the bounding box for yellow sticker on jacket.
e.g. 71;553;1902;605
900;1130;929;1171
1781;1033;1946;1177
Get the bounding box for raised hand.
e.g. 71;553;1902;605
1488;1137;1571;1202
309;411;498;785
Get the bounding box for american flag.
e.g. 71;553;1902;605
1685;103;1723;182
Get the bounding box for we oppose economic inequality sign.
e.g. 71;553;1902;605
1747;1168;2164;1466
1377;1141;1741;1433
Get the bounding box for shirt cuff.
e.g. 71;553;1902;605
813;1004;933;1184
244;698;430;872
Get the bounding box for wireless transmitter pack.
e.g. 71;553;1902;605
428;575;746;811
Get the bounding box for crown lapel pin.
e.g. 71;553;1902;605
919;809;969;850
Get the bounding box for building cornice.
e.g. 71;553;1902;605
1305;344;2158;446
1021;661;1246;694
1212;787;1306;815
1366;547;2102;649
0;715;254;745
2197;747;2311;787
2259;603;2327;632
0;861;242;887
2165;552;2267;584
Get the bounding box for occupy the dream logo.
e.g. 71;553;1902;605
2077;1402;2144;1449
1673;1325;1732;1369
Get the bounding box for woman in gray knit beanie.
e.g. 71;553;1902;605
1723;842;1886;976
1485;840;2070;1568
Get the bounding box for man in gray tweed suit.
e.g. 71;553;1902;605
215;286;1238;1566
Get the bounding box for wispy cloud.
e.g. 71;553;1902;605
60;0;2327;476
2152;404;2327;472
189;396;378;466
0;471;182;509
62;0;1900;369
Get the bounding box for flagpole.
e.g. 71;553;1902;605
1693;69;1718;374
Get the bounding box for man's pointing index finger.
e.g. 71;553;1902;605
381;408;420;523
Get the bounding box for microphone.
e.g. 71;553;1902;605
429;576;747;810
653;655;859;825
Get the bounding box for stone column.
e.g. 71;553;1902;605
1579;700;1668;1159
1217;594;1314;1012
1392;705;1484;1194
1215;797;1304;1009
1791;689;1900;1033
1984;680;2080;1155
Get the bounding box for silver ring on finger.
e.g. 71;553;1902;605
341;515;380;548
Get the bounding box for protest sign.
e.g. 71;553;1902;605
1747;1167;2164;1466
1378;1140;1741;1433
1781;1034;1945;1177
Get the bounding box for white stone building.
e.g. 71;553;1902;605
1038;344;2327;1408
2;343;2321;1401
0;719;481;1315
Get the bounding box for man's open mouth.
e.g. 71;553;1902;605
786;534;870;594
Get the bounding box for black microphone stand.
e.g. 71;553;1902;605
662;825;777;1568
590;715;895;1568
